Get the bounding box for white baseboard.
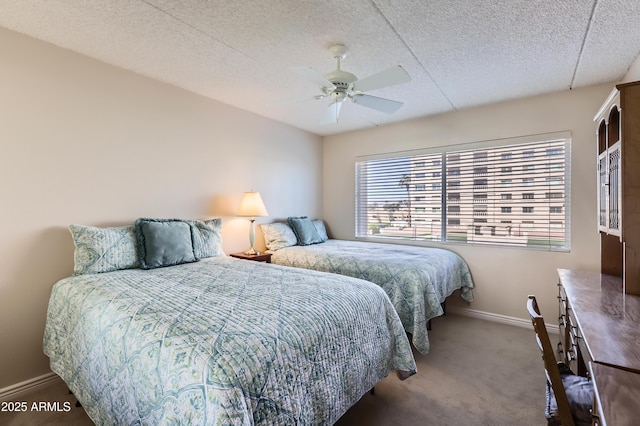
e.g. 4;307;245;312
0;372;61;401
448;306;559;334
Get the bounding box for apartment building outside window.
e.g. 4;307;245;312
355;132;570;250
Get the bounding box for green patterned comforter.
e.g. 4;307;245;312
43;256;416;425
270;240;474;353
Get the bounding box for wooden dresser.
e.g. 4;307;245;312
557;269;640;425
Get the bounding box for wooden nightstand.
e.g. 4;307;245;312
229;252;272;263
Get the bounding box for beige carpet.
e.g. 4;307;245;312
0;315;546;425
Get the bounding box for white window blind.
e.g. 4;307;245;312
355;134;570;250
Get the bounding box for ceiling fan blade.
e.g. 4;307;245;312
351;65;411;92
290;66;336;90
323;100;344;124
352;94;404;114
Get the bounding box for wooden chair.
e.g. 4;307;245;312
527;295;594;426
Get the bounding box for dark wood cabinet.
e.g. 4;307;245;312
594;81;640;295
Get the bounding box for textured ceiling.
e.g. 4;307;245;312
1;0;639;136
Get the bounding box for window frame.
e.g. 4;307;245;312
354;131;571;251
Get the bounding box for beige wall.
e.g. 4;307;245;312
0;28;322;389
323;83;614;322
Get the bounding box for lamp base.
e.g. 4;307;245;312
244;247;260;255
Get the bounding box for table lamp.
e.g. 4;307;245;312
238;190;269;255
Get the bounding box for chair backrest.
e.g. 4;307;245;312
527;295;575;426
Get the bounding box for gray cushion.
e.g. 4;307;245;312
288;216;323;246
190;218;224;259
546;363;594;426
135;218;196;269
312;219;329;242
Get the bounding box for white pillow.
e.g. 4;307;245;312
261;223;298;251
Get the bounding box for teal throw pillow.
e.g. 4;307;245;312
312;219;329;242
288;216;323;246
135;218;197;269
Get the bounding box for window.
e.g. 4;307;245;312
355;133;570;250
415;173;425;178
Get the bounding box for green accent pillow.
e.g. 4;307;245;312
69;224;139;275
190;218;225;259
135;218;197;269
288;216;323;246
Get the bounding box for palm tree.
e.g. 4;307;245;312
383;202;401;223
398;173;412;228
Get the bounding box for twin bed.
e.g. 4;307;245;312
44;217;474;424
262;219;475;354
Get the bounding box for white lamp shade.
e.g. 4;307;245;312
238;191;269;217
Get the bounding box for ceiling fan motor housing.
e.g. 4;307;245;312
324;69;357;91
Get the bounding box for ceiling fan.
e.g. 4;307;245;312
289;44;411;123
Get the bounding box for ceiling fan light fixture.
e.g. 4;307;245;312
323;69;358;88
286;43;411;123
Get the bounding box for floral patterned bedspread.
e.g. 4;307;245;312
43;256;416;425
270;240;474;353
